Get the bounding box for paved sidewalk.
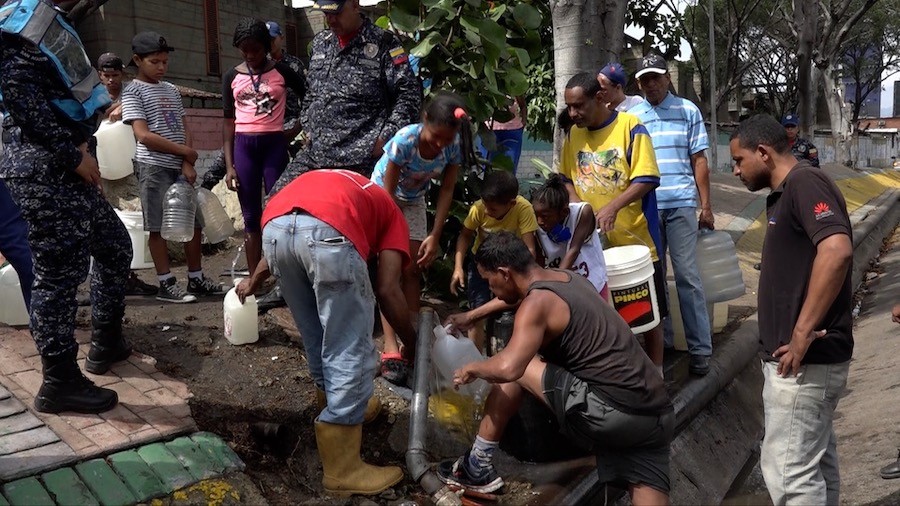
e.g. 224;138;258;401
0;327;196;481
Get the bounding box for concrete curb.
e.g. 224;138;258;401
850;188;900;291
560;186;900;505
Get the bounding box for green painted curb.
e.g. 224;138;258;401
42;468;99;506
0;432;245;506
74;459;137;506
107;450;168;501
136;443;195;490
2;477;54;506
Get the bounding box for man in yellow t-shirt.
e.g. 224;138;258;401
451;170;538;349
558;72;667;373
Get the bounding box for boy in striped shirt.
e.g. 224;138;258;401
122;32;223;303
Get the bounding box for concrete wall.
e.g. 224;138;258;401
78;0;320;96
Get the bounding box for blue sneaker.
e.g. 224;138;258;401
437;451;504;494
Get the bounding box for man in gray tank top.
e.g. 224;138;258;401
438;232;674;504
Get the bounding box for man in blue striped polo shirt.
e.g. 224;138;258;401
631;54;714;376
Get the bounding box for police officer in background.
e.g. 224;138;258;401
782;114;820;168
0;0;132;414
267;21;304;135
272;0;421;192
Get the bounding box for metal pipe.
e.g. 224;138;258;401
407;308;461;506
708;0;719;172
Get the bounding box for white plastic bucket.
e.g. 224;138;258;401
116;210;154;270
94;121;136;180
603;245;660;334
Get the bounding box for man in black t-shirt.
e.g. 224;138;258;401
441;232;673;505
730;115;853;505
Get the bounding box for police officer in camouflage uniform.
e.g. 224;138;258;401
0;0;130;414
271;0;421;193
783;113;820;168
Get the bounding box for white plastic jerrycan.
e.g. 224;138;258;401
431;325;490;401
223;278;258;345
94;120;136;180
695;230;746;303
0;263;29;326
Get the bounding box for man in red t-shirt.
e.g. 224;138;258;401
237;169;415;497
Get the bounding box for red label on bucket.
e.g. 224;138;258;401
611;281;655;327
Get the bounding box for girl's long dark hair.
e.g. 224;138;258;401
423;91;477;171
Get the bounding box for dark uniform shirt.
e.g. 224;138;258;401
277;51;305;130
790;137;819;167
294;17;420;173
758;162;853;364
0;37;93;177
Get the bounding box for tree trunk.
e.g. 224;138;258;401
550;0;626;164
820;64;854;167
794;0;818;137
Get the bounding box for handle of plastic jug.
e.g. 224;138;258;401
233;278;243;288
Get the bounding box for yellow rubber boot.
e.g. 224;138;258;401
314;420;403;496
315;388;381;424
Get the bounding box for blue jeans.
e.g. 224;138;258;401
263;213;379;425
658;207;711;356
760;361;848;505
0;178;33;311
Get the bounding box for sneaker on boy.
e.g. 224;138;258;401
187;273;224;295
157;277;197;304
437;451;504;494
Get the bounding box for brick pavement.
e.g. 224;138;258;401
0;326;196;481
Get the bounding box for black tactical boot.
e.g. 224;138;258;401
34;351;118;414
85;316;132;375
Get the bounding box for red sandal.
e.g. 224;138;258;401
381;352;410;386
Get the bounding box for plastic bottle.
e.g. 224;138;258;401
160;177;197;243
488;310;515;356
196;188;234;244
223;278;258;345
0;263;29;326
695;230;746;303
431;325;490;401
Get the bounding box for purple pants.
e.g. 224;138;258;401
234;132;289;232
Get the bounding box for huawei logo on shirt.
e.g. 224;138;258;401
814;202;834;221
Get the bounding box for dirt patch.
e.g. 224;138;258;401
75;240;538;505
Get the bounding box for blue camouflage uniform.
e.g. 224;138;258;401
279;51;305;131
273;17;421;193
0;36;131;357
791;137;820;168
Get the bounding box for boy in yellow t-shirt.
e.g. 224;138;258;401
557;72;667;374
450;170;537;349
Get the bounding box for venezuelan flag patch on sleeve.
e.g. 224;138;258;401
390;46;408;65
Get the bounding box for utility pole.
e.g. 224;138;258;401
707;0;718;172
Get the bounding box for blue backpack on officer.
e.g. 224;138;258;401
0;0;110;122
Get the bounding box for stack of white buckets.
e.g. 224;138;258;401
602;230;745;348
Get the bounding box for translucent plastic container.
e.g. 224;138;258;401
160;178;197;243
94;120;136;180
196;188;234;244
431;325;490;401
223;278;258;345
0;263;29;326
696;230;746;303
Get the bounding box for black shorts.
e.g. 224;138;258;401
652;260;669;319
542;363;674;493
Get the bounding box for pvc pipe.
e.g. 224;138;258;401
406;307;461;506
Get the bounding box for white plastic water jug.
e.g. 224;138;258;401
0;263;29;326
161;178;197;243
196;188;234;244
431;325;490;401
94;121;136;180
696;230;745;303
223;279;258;345
115;210;154;269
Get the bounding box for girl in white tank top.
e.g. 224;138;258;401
532;176;609;301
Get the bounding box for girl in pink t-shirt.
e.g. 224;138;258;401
223;18;305;273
